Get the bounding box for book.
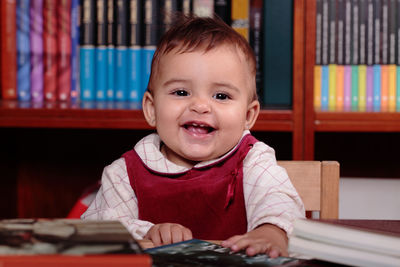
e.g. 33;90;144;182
127;0;143;104
17;0;31;102
180;0;193;16
231;0;249;40
373;0;381;111
80;0;96;101
263;0;293;108
106;0;115;101
193;0;214;18
115;0;129;101
381;0;389;111
143;0;159;94
146;239;298;266
58;0;72;102
388;0;396;111
249;0;263;99
30;0;44;102
288;219;400;267
95;0;108;101
328;0;336;111
314;0;322;110
344;0;352;110
214;0;231;25
320;0;329;110
1;0;18;100
43;0;58;102
336;0;345;111
0;218;150;264
70;0;80;102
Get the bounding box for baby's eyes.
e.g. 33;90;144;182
213;93;230;100
172;89;189;96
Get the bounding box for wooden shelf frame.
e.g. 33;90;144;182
303;0;400;159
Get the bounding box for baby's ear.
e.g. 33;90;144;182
142;91;156;127
245;100;260;130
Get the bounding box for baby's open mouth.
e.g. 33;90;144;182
184;122;215;134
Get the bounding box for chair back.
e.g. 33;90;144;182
278;161;340;219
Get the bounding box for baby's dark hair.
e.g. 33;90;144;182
147;14;257;100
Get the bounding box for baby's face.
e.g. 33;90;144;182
143;45;259;167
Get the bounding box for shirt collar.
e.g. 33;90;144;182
134;130;251;174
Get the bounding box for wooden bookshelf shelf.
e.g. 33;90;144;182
0;101;294;131
314;112;400;132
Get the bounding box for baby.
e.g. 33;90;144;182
82;15;305;258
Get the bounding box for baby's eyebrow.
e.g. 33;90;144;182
213;82;240;93
163;78;190;87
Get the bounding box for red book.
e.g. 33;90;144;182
43;0;58;102
0;0;17;99
57;0;71;101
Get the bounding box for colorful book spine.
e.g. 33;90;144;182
43;0;58;102
381;0;389;111
336;0;345;111
344;65;352;110
58;0;72;102
320;0;329;110
106;0;115;101
214;0;231;25
343;0;352;110
30;0;44;102
388;64;396;111
381;65;389;111
96;0;107;101
358;0;367;111
249;0;263;98
321;65;329;110
373;0;381;111
328;64;336;111
127;0;143;103
1;0;18;99
314;0;322;110
373;64;381;111
193;0;214;18
351;0;359;111
351;65;359;111
115;0;129;101
231;0;249;40
17;0;31;101
143;0;159;92
365;0;373;111
80;0;96;101
161;0;179;34
388;0;397;111
70;0;80;102
358;65;367;111
397;66;400;111
397;0;400;111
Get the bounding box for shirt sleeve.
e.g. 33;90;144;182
243;141;305;234
81;158;154;239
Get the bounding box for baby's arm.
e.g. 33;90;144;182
81;158;154;239
222;141;305;257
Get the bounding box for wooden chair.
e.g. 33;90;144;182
277;161;340;219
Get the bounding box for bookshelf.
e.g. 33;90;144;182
0;0;306;219
304;0;400;178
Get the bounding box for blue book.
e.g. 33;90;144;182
373;64;381;111
142;0;159;93
321;65;329;111
106;0;115;101
80;0;96;101
95;0;108;101
17;0;31;101
127;0;143;104
115;0;129;101
71;0;80;102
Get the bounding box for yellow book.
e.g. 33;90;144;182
314;65;322;110
231;0;249;40
388;64;396;112
336;65;344;111
381;65;389;112
358;65;367;112
328;64;336;111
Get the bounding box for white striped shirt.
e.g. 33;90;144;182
82;130;305;239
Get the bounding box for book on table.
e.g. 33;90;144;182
288;218;400;267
